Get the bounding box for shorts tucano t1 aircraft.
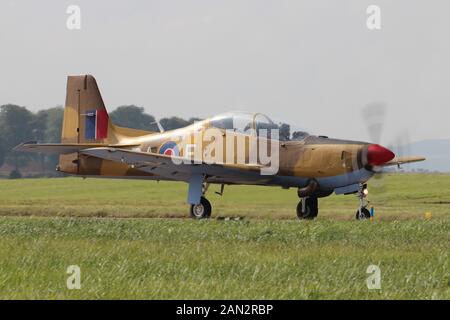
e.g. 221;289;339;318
15;75;425;220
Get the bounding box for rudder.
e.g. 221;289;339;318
62;75;116;144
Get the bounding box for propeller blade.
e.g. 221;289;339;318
362;102;386;144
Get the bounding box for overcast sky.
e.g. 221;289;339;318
1;0;449;144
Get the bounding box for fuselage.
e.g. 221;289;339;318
71;118;380;193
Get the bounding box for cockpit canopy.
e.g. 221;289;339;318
209;112;309;141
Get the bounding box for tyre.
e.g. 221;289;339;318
296;197;318;219
355;208;371;220
190;196;212;219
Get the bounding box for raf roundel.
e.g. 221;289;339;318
158;141;179;156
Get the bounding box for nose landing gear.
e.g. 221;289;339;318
356;183;371;220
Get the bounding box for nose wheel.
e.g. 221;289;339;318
356;183;371;220
356;207;371;219
297;197;318;219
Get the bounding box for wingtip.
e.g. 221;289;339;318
12;141;37;152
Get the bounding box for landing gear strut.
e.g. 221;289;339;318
355;183;371;220
189;182;212;219
296;196;318;219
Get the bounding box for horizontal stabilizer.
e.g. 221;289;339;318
13;141;140;154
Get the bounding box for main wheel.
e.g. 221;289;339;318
296;197;318;219
190;196;212;219
355;208;371;220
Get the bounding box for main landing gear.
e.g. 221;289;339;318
190;196;212;219
296;196;318;219
189;182;214;219
355;183;371;220
296;180;319;220
295;181;372;220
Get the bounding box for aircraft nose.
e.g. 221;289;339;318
366;144;395;166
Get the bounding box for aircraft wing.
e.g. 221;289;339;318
381;156;426;167
14;141;140;154
81;147;267;183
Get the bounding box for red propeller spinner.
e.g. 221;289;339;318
366;144;395;166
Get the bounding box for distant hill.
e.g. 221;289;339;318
393;139;450;172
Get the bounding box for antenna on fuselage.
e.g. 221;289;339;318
150;120;165;133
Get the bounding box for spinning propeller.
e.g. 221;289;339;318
361;102;412;190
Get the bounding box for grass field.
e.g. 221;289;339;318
0;173;449;220
0;174;448;299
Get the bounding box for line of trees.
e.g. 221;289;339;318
0;104;201;178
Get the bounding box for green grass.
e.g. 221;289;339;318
0;218;448;299
0;173;449;220
0;174;448;299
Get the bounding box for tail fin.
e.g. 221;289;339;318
59;75;152;174
62;75;153;144
62;75;113;144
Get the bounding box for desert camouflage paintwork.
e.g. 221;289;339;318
58;76;370;190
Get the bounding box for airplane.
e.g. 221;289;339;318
14;75;426;220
